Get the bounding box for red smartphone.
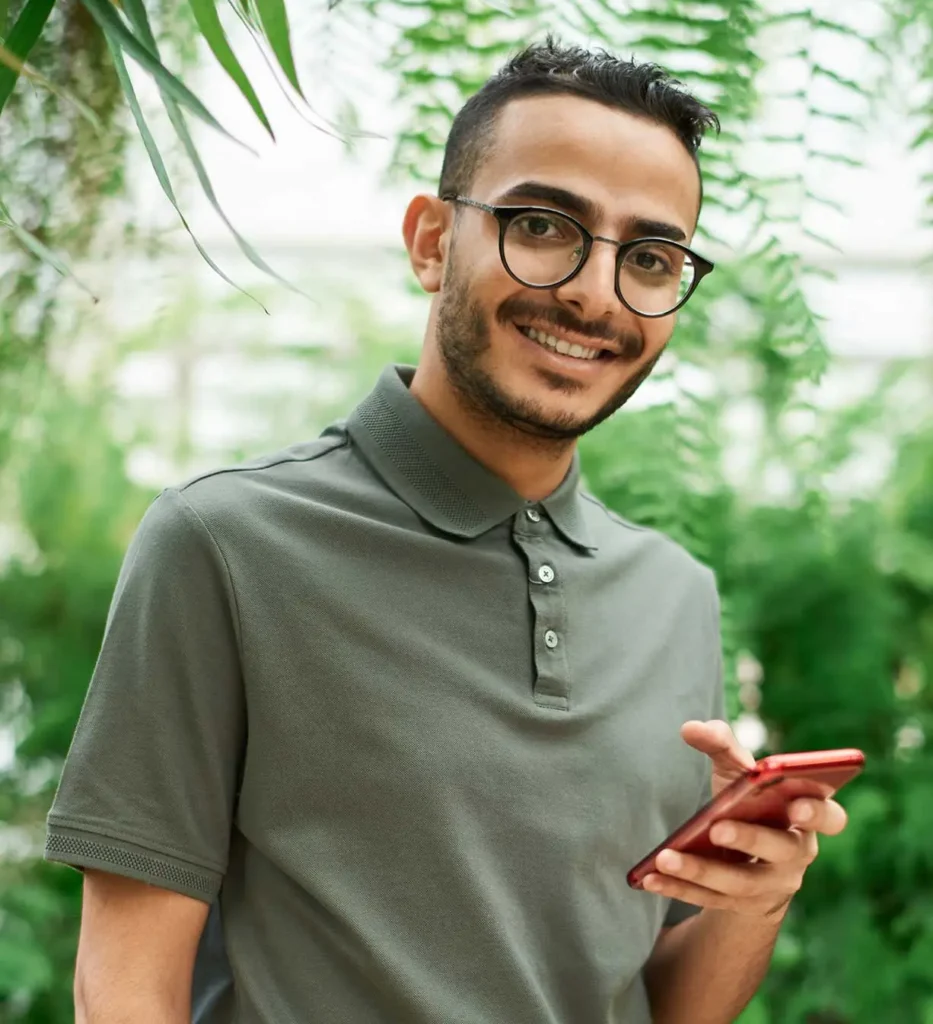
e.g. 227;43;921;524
627;747;865;890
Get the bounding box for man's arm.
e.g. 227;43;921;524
75;869;210;1022
644;909;784;1024
640;720;849;1024
41;489;245;1016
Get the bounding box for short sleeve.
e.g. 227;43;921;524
663;567;726;929
44;487;246;903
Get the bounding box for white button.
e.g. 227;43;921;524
544;629;559;649
538;565;555;583
525;508;541;522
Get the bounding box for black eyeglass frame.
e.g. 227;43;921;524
441;193;715;319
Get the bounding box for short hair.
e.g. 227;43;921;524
438;37;719;200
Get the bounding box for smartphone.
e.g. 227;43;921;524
626;748;865;890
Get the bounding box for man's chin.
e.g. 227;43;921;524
493;395;606;442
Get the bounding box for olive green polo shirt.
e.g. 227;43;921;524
46;363;724;1024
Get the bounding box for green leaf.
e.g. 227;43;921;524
228;1;348;143
0;41;103;129
105;37;267;312
813;65;866;93
234;0;262;30
0;198;98;300
0;0;55;115
810;16;884;54
800;227;844;253
804;189;846;214
254;0;303;96
80;0;253;153
810;149;862;167
119;0;307;300
165;96;307;298
186;0;274;137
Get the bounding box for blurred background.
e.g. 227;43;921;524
1;0;932;1020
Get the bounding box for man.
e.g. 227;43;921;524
46;39;848;1024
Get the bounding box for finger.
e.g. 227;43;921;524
654;848;770;898
710;820;816;865
789;797;848;836
680;719;756;772
642;871;746;912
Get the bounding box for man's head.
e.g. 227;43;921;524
403;38;718;444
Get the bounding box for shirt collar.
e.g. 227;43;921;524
346;365;597;551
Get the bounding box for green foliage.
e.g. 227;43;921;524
0;379;154;1021
745;481;933;1022
0;0;55;112
0;0;372;295
187;0;274;135
0;0;127;487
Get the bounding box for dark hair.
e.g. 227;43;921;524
438;37;720;200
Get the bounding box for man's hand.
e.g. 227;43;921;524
640;720;849;918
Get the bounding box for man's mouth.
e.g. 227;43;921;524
515;323;615;362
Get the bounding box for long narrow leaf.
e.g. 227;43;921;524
233;0;261;31
119;0;302;299
0;0;55;114
165;100;308;297
106;37;267;313
186;0;274;137
0;199;97;300
253;0;303;97
229;2;343;141
0;42;103;129
80;0;254;153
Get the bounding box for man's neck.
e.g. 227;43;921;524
409;362;575;503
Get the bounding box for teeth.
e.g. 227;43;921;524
522;326;600;361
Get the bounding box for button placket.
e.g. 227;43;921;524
511;509;571;710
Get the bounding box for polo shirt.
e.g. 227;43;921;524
45;363;724;1024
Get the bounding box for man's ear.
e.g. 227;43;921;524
402;194;450;294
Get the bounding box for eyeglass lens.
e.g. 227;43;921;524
502;210;696;315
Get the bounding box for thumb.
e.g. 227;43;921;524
681;719;756;774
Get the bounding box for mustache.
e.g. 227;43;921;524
495;297;643;359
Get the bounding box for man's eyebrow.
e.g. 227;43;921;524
626;217;687;243
493;182;688;243
494;181;599;221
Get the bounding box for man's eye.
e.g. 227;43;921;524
631;250;673;273
523;216;559;236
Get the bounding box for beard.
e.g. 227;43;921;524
434;256;662;443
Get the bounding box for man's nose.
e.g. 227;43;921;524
552;241;622;322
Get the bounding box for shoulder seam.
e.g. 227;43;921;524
176;434;349;492
166;487;245;660
579;491;648;533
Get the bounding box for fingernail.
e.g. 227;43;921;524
659;851;682;872
794;803;813;823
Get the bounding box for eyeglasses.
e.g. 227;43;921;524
441;194;714;319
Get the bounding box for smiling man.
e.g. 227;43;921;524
46;39;847;1024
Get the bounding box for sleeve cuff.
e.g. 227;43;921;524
44;822;221;903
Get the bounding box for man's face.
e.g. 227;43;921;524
431;94;701;441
